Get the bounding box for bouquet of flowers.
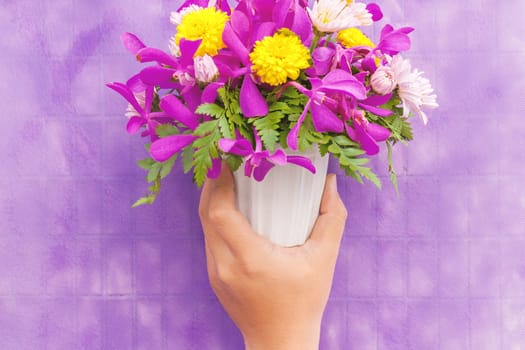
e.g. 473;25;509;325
107;0;438;207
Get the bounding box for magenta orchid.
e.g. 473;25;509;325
219;130;315;181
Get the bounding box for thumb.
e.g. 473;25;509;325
307;174;347;258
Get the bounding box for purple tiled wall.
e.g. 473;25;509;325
1;0;524;349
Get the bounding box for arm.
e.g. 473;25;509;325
199;164;347;350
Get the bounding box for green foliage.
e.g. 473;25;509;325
218;86;252;140
155;124;180;137
225;154;243;173
386;140;399;195
133;154;178;207
250;111;284;151
191;120;221;186
325;135;382;189
196;103;225;118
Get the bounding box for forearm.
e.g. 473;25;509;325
243;323;321;350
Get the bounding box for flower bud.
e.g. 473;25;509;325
371;65;397;95
194;54;219;83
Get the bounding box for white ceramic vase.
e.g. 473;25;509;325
234;147;329;247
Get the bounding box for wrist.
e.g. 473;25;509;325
243;322;321;350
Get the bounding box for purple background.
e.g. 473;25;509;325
1;0;524;349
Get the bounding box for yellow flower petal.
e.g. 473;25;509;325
249;29;311;86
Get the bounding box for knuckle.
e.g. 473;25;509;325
215;262;235;284
207;206;229;225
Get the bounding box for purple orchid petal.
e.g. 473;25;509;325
216;0;231;15
218;138;253;157
361;56;378;74
106;82;145;115
177;0;208;11
378;32;412;54
339;50;355;73
223;21;251;66
207;158;222;179
136;47;179;67
253;159;275;181
377;25;414;55
320;70;367;100
202;82;223;104
287;155;316;174
363;93;392;106
240;76;269;117
179;39;201;67
310;101;344;133
126;116;145;134
290;1;312;42
366;3;383;22
230;9;252;47
251;0;275;21
150;134;197;162
144;86;154;112
139;66;177;88
273;0;292;27
254;22;277;43
160;95;199;130
126;73;148;93
380;24;394;38
244;160;255;178
120;32;146;55
366;123;391;142
354;122;379;155
312;47;334;76
182;85;202;113
358;103;393;117
287;100;311;150
269;149;287;166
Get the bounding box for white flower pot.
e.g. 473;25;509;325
234;147;329;247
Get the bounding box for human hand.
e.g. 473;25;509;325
199;164;347;350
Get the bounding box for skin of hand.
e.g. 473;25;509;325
199;164;348;350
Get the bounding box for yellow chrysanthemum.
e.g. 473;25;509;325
249;29;311;86
337;28;375;48
175;7;229;57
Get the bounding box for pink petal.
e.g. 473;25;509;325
150;135;197;162
106;82;144;115
160;95;199;130
126;116;145;134
136;47;178;67
120;32;146;55
287;155;316;174
311;102;344;133
218;138;253;157
269;149;287;166
253;159;275;181
240;76;268;117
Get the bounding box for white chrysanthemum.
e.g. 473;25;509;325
170;0;217;25
194;54;219;83
389;55;438;124
170;4;203;26
125;91;145;119
307;0;373;33
168;37;181;57
371;65;397;95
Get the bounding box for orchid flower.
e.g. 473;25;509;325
219;130;316;181
340;99;391;155
106;75;171;142
284;69;367;150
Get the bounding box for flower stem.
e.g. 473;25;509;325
309;31;322;54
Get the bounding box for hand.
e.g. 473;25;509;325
199;164;347;350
